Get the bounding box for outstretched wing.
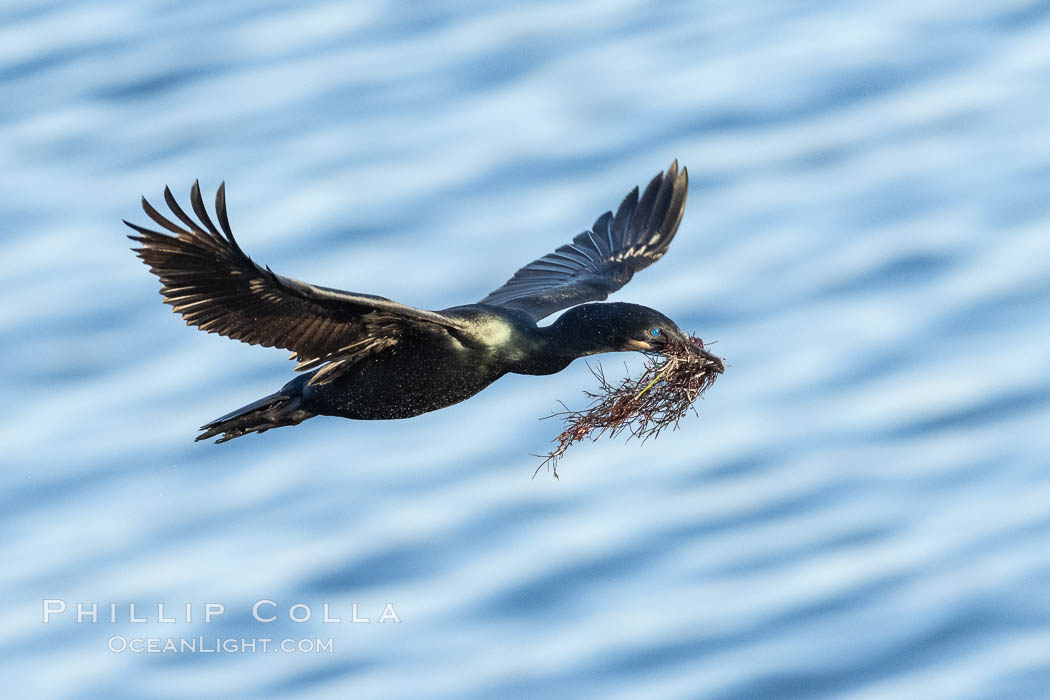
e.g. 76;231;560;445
479;161;688;322
126;181;466;385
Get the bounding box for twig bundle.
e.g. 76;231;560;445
537;336;722;478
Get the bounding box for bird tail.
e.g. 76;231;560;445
196;390;314;444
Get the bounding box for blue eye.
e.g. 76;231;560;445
651;328;661;337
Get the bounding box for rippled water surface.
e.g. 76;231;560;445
3;1;1050;698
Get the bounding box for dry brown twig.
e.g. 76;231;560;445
535;335;722;479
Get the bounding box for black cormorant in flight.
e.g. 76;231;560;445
127;161;723;442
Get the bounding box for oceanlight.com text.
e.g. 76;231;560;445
108;636;335;654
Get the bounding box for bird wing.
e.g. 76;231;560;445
126;181;467;385
478;161;688;322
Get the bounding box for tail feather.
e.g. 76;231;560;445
197;391;313;443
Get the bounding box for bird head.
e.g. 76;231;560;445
559;302;724;373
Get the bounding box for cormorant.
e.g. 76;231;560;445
126;160;723;443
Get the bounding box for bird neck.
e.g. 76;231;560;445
517;305;625;375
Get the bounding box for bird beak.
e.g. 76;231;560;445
625;335;725;373
675;334;724;374
697;346;725;374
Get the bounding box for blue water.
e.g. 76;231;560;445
3;1;1050;698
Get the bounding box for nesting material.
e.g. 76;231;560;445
537;336;722;478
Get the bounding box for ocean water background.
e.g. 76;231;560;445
2;1;1049;698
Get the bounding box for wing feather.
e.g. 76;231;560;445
128;181;465;384
478;161;688;321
